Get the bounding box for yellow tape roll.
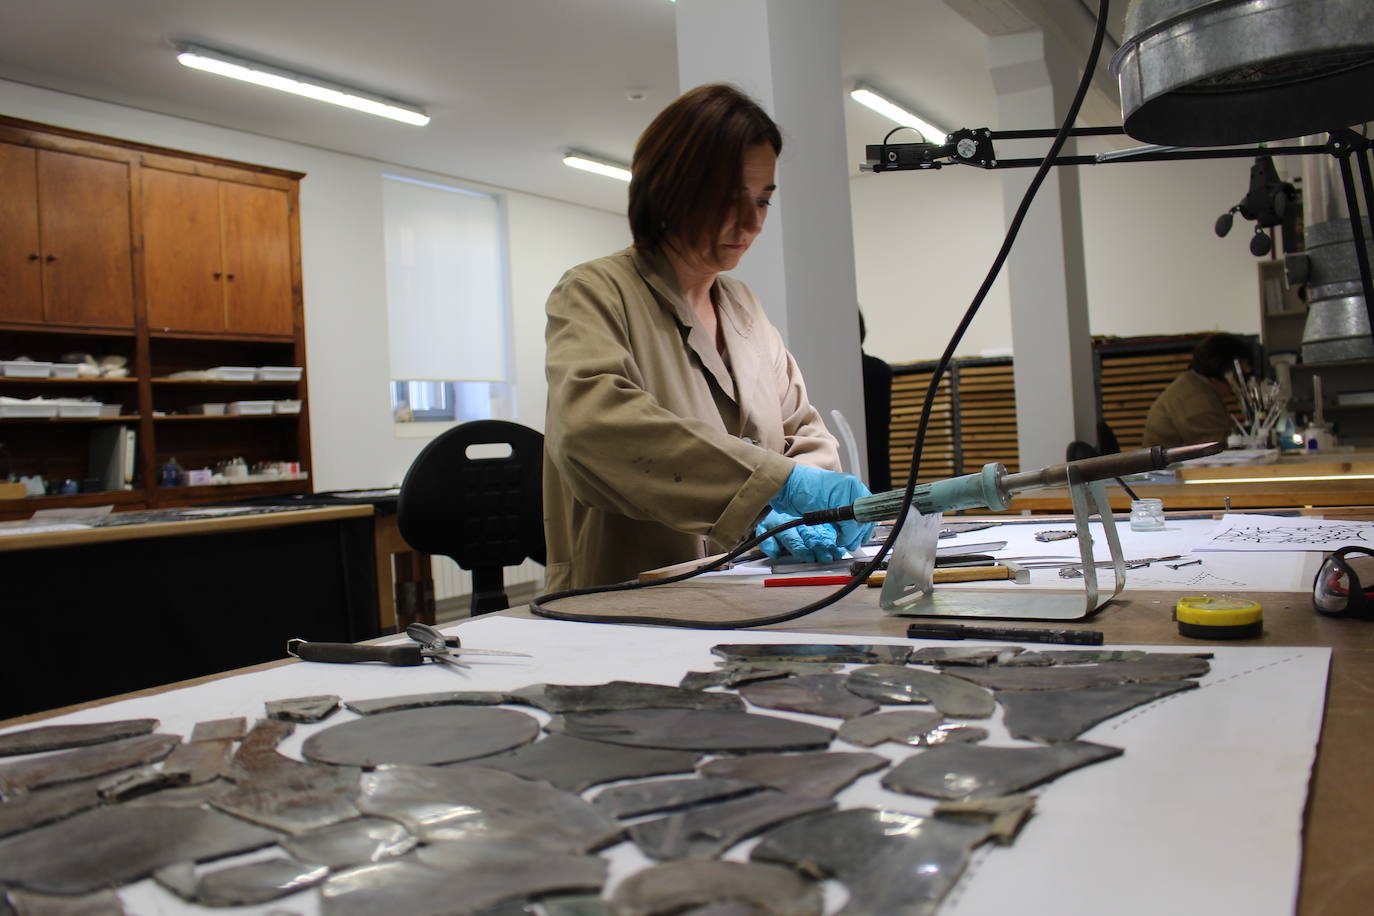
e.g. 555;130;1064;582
1175;596;1263;639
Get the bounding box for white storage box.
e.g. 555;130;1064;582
56;403;101;418
0;399;58;417
208;366;257;381
49;363;81;378
227;400;275;415
2;361;53;378
256;366;303;381
185;403;226;416
98;404;123;417
273;399;303;414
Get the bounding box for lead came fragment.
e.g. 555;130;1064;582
467;733;699;793
0;719;158;757
680;662;844;690
997;681;1199;742
751;807;992;916
344;690;514;716
712;644;912;665
548;708;834;753
266;694;341;723
846;665;996;719
189;718;248;742
0;733;180;799
699;751;888;799
610;860;823;916
737;674;879;719
629;790;834;861
882;741;1124;800
506;681;743;713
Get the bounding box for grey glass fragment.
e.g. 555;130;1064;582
124;779;234;809
999;650;1150;667
0;719;158;758
96;765;189;802
5;886;128;915
162;738;233;785
837;710;944;747
282;816;417;868
610;860;822;916
0;804;280;894
712;644;911;665
700;751;888;799
507;681;742;713
321;847;605;916
0;777;103;839
998;680;1199;742
629;790;833;861
751;807;991;916
303;707;539;767
356;765;621;852
189;718;247;742
847;665;995;719
344;691;514;716
214;720;362;834
549;709;834;753
680;662;842;690
466;733;699;793
923;725;989;746
541;896;612;916
935;794;1036;845
947;656;1211;691
267;695;341;723
152;862;198;900
0;733;180;800
737;674;878;719
592;776;760;819
193;855;328;906
882;741;1123;800
908;647;1024;667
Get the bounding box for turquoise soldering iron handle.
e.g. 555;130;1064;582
851;463;1010;522
818;441;1223;525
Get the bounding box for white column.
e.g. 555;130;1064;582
675;0;869;481
988;29;1098;469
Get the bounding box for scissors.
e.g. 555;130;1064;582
286;623;529;672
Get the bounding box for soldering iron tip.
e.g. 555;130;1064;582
1164;441;1224;464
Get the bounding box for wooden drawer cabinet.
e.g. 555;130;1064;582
0;142;134;328
143;170;293;336
0;116;311;520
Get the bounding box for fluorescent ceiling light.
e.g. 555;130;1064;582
850;84;947;142
1183;474;1374;484
176;44;430;126
563;151;631;182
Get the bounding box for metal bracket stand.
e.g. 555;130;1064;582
880;470;1127;620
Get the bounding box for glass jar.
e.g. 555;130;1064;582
1129;498;1165;531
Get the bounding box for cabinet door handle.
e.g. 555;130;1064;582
44;254;57;263
213;272;222;279
226;273;235;281
27;253;40;262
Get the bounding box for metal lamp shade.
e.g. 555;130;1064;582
1112;0;1374;145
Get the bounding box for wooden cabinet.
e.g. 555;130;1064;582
0;142;134;327
143;170;294;336
0;116;311;520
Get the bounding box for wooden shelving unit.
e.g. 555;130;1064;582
0;115;311;519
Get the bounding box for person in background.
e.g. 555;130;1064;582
859;310;893;493
542;83;875;591
1141;333;1253;448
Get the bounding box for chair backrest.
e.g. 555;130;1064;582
398;420;546;612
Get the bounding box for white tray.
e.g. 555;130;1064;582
2;361;53;378
227;400;275;415
256;366;303;381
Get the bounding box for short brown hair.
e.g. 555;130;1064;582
628;83;782;252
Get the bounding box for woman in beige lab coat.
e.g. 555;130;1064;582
543;83;873;591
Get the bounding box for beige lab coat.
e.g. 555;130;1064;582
1142;369;1234;448
543;246;840;590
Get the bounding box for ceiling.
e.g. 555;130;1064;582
0;0;1127;214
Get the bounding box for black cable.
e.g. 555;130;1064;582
531;0;1113;629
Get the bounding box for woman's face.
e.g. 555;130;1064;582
699;142;777;274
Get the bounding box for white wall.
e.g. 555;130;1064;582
849;152;1262;366
0;79;629;493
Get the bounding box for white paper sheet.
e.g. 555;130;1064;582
1;616;1328;916
1194;513;1374;552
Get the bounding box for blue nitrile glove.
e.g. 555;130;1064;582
755;509;844;564
770;465;877;553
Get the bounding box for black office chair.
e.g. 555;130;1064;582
398;420;546;615
1066;420;1121;462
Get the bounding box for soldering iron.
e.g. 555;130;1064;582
800;441;1222;526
